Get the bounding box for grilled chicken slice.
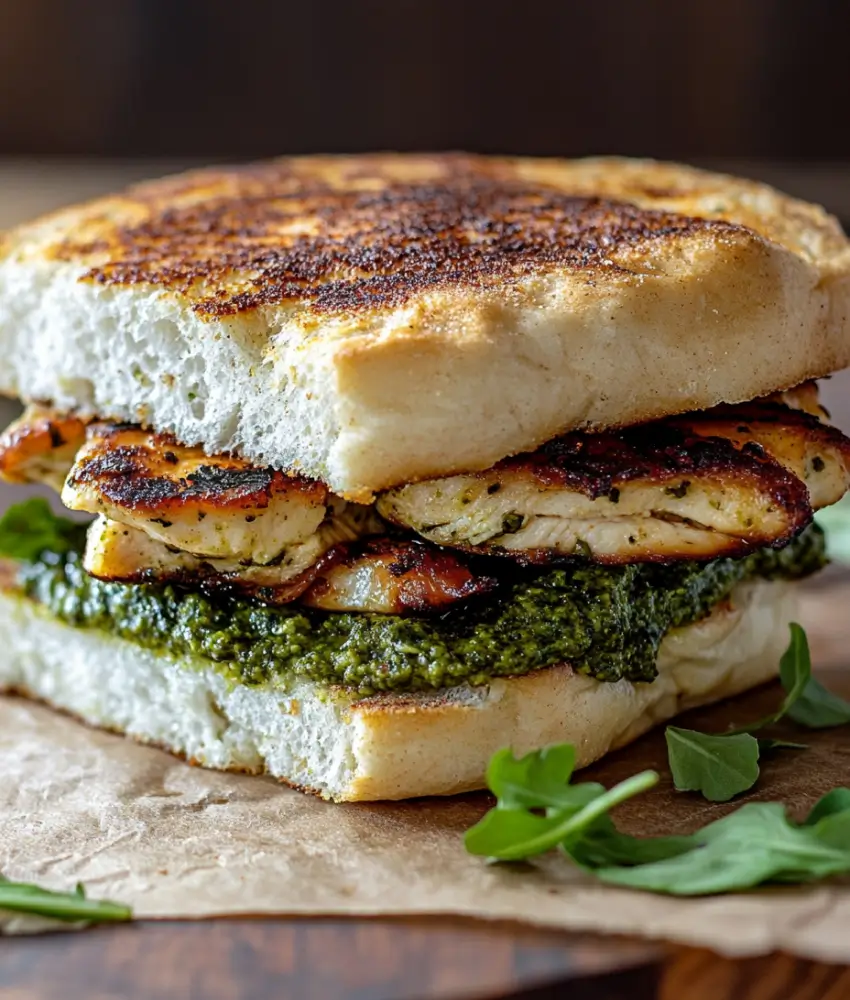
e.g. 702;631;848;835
87;520;494;612
84;506;379;603
378;417;819;564
0;405;88;491
300;538;498;613
670;399;850;512
63;423;378;564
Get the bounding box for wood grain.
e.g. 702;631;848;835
662;949;850;1000
6;922;850;999
0;919;662;1000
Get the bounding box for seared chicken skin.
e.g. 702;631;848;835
670;399;850;512
301;538;498;613
378;390;850;564
86;520;494;612
0;405;88;492
84;510;380;603
62;423;378;564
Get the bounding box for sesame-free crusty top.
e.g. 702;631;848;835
1;154;849;498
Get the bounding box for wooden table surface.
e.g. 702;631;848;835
7;919;850;1000
2;161;850;1000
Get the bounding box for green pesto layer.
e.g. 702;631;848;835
18;524;826;695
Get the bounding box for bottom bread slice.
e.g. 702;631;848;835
0;579;795;801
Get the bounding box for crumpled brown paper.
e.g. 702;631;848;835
0;585;848;959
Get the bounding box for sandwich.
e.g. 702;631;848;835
0;153;848;801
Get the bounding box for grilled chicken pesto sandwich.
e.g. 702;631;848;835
0;154;848;801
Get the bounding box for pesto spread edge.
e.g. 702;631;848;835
14;523;826;695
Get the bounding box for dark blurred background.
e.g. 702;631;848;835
0;0;848;163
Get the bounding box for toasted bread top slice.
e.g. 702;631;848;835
1;154;848;499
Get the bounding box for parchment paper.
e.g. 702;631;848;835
1;586;849;960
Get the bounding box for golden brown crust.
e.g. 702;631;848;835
672;398;850;512
0;405;88;489
66;422;325;515
59;173;742;319
24;153;843;321
494;418;809;509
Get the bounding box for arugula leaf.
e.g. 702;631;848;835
465;769;659;862
0;499;86;562
0;877;131;923
464;744;658;860
723;623;850;734
665;727;760;802
725;623;814;734
757;738;808;753
594;801;850;895
485;743;581;810
465;744;850;897
803;788;850;826
568;815;696;868
664;625;846;802
763;622;850;729
787;680;850;728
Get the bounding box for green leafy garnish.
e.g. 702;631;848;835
665;624;850;800
567;817;695;868
0;876;131;923
778;624;850;729
0;499;86;562
465;743;850;896
463;745;658;861
594;800;850;895
728;623;814;734
665;728;760;802
802;788;850;829
756;738;808;753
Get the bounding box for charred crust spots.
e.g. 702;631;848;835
477;405;817;545
0;410;88;476
503;422;804;509
184;464;275;496
47;423;66;449
54;155;744;318
70;423;327;513
687;400;850;470
83;458;276;509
